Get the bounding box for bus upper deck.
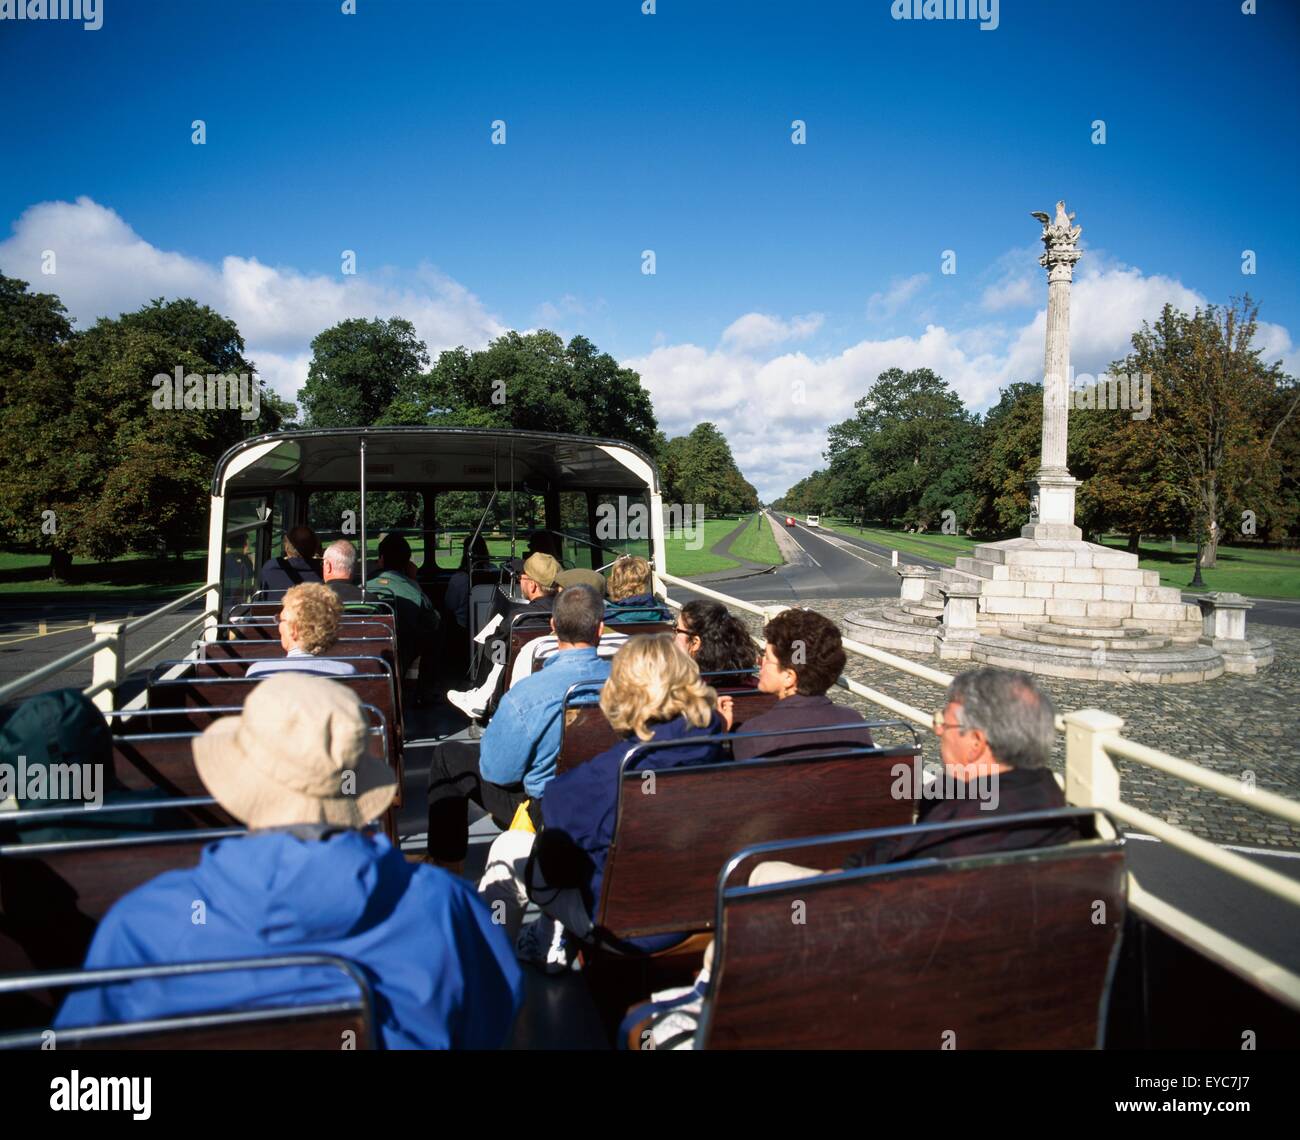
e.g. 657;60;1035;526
0;428;1297;1050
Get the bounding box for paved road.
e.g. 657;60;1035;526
739;516;1300;630
687;512;901;603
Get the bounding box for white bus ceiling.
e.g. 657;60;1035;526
212;428;659;497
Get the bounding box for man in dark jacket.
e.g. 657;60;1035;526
843;666;1082;867
257;526;323;594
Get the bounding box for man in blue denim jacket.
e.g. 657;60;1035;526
427;586;610;873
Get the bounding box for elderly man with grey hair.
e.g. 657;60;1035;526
322;539;363;602
756;666;1082;880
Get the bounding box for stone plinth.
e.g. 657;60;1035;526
1195;592;1274;675
937;580;981;661
898;564;932;603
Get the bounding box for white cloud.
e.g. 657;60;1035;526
866;273;928;321
720;311;824;351
0;197;506;403
629;265;1298;502
980;275;1034;311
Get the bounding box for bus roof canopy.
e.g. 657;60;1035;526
212;428;658;497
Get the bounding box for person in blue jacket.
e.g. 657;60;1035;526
55;674;523;1050
478;635;726;971
603;556;672;624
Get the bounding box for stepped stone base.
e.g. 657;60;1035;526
844;536;1273;683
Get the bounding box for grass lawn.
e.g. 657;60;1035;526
729;512;785;566
0;551;208;600
1096;537;1300;599
662;516;746;577
816;523;1300;599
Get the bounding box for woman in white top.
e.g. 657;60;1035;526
247;583;357;677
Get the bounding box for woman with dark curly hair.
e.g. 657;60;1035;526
673;600;758;684
720;607;873;761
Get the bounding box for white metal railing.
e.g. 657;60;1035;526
0;580;222;713
660;568;1300;1009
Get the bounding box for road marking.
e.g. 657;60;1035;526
769;515;821;568
0;621;94;647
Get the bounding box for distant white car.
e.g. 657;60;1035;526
805;515;820;527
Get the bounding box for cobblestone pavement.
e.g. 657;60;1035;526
736;600;1300;852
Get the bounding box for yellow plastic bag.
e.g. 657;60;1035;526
509;799;536;833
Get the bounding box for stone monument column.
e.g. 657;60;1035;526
1023;200;1083;542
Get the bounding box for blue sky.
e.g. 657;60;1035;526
2;0;1297;498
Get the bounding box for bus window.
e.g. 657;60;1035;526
221;496;270;610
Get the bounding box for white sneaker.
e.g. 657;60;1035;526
446;688;486;720
515;916;578;975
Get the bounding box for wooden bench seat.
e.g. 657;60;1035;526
0;955;377;1049
0;829;243;986
555;687;781;777
593;726;921;945
696;810;1125;1049
144;670;403;808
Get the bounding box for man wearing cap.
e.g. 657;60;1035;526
447;551;560;721
55;674;523;1050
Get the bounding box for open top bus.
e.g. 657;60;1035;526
0;426;1297;1052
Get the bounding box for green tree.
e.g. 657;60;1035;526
1123;298;1298;568
824;367;978;530
391;330;659;453
0;280;288;577
300;316;430;427
660;422;758;514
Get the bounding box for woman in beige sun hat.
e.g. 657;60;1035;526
193;672;395;828
55;672;524;1049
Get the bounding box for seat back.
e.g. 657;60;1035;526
203;636;395;665
0;955;377;1049
144;671;402;791
595;724;920;942
110;721;390;805
699;810;1126;1049
0;829;242;978
221;617;395;642
553;688;799;777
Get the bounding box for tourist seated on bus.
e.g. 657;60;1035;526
447;552;561;721
675;599;759;684
322;539;363;603
604;556;671;624
0;689;180;844
366;533;439;702
444;533;491;631
257;525;322;594
719;608;873;760
246;583;357;678
634;666;1083;1049
427;585;611;874
54;675;524;1050
479;636;726;971
555;567;606;593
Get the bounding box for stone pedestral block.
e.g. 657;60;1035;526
897;564;934;603
938;580;981;659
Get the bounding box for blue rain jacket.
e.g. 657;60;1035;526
55;828;523;1050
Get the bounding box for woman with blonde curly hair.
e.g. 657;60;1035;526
603;555;671;624
247;583;356;677
477;635;726;969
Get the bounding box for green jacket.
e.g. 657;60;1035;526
365;569;439;668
